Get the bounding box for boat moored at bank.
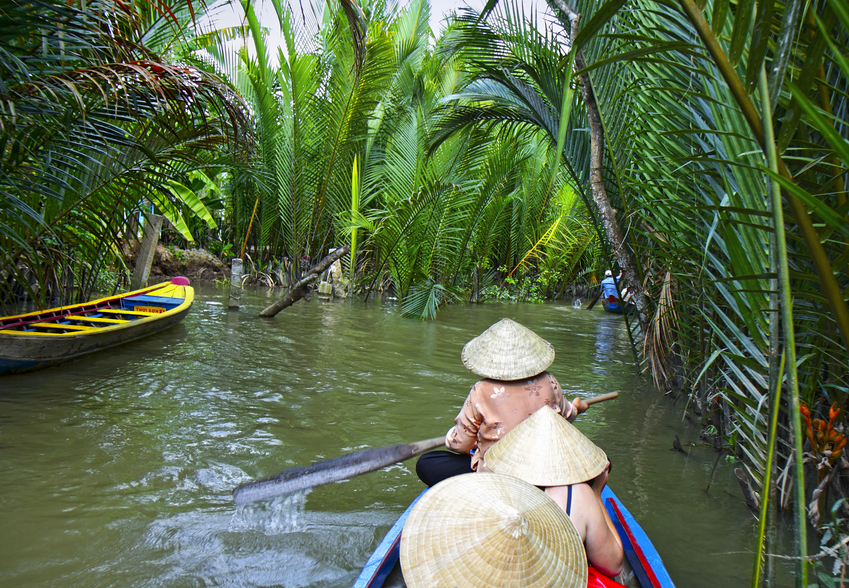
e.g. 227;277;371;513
0;278;193;375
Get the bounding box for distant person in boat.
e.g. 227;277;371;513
485;405;624;578
600;269;631;306
600;269;619;299
415;318;588;486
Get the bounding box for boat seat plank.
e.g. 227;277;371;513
0;305;112;330
29;323;98;331
67;316;127;324
124;295;181;305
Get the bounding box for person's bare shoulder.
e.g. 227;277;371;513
572;483;605;518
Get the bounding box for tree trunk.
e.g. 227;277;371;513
259;245;350;317
551;0;651;345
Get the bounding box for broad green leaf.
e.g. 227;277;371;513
767;0;802;109
744;0;774;91
166;180;218;230
148;191;194;243
711;0;730;35
776;9;830;150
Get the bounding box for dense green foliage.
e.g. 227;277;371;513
544;0;849;581
0;0;250;306
3;0;849;582
188;0;600;317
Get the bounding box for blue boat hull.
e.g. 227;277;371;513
602;297;633;315
353;486;674;588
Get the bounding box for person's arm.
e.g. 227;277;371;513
549;374;580;422
445;384;482;454
581;469;624;577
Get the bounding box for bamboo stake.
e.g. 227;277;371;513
240;197;260;260
350;156;359;283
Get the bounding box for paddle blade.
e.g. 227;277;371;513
233;436;445;505
586;289;602;310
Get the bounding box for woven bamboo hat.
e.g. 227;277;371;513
400;473;587;588
484;405;608;486
461;318;555;381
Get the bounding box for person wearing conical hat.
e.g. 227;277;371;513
415;318;588;487
484;405;624;578
400;473;588;588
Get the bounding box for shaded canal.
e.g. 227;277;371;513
1;286;783;586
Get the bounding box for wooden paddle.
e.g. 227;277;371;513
232;391;620;505
586;287;603;310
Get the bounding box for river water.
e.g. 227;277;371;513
0;286;786;586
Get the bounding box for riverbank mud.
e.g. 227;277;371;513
121;240;228;283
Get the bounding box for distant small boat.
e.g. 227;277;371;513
353;486;675;588
0;278;193;375
603;295;633;315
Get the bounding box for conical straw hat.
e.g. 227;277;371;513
485;406;608;486
462;318;555;381
400;473;587;588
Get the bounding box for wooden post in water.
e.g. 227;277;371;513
229;258;243;309
130;214;164;290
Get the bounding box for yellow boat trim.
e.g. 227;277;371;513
67;317;127;324
0;284;193;338
0;284;163;323
27;323;97;331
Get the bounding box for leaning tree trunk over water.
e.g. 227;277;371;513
259;245;350;317
551;0;651;346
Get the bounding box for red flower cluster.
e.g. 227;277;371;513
801;402;847;465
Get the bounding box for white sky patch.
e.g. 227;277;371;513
196;0;556;69
428;0;484;32
429;0;555;34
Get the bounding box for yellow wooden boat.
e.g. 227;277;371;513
0;278;193;375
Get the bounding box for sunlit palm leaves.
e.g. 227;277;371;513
0;0;249;307
425;5;603;302
201;0;590;317
204;0;412;280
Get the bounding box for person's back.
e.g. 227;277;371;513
445;372;571;470
415;318;583;487
545;472;622;577
600;270;618;299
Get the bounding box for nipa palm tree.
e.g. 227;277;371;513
0;0;250;309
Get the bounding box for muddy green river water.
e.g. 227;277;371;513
0;286;790;586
